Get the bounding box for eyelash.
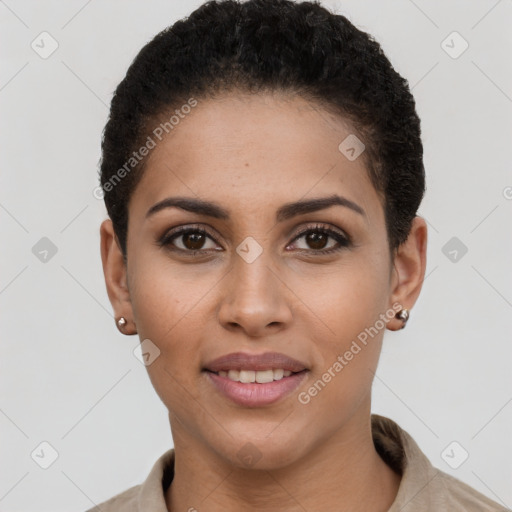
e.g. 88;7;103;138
158;223;352;256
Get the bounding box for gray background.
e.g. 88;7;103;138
1;0;511;510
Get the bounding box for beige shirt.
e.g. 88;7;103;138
86;414;507;511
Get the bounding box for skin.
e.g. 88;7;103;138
100;91;427;512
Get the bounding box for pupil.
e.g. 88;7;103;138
185;233;205;250
307;232;327;250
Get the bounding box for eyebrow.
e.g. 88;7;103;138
146;194;366;222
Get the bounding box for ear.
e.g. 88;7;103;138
387;216;427;331
100;219;137;335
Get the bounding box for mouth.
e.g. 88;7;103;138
202;352;309;407
204;368;307;383
203;351;308;374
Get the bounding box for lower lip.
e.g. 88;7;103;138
205;370;308;407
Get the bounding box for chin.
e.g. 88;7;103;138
216;431;305;471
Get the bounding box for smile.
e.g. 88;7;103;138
214;368;293;383
205;369;308;407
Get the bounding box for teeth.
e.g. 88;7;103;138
273;369;284;380
216;369;296;383
255;369;273;383
239;370;255;383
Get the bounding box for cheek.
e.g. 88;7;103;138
297;304;386;428
300;248;390;338
128;261;213;402
295;255;391;408
129;252;216;344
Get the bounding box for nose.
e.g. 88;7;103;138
217;248;293;337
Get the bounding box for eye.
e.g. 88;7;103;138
287;223;351;254
158;225;221;254
157;223;351;257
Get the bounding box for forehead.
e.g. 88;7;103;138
130;92;382;225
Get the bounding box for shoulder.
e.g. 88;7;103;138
83;448;175;512
85;484;141;512
433;469;508;512
371;414;508;512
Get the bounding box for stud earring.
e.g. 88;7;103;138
117;317;127;329
395;309;409;329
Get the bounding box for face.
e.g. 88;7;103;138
101;92;426;471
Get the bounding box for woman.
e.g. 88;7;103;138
93;0;506;510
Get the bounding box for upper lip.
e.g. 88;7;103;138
203;352;308;373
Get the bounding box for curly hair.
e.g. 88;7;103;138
99;0;425;259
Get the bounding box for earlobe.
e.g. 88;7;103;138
387;216;427;332
100;219;137;335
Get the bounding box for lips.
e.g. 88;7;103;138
203;351;308;373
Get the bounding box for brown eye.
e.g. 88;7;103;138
304;231;329;250
159;226;220;254
182;232;207;250
288;224;351;254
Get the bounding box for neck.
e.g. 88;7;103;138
165;411;401;512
